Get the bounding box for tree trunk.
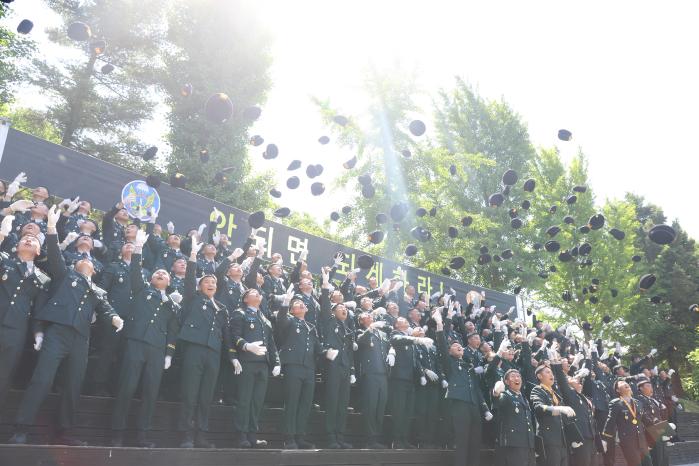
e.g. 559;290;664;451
61;52;97;147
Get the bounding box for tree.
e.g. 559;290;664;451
0;106;61;143
26;0;168;167
159;0;274;211
624;194;699;388
0;3;35;104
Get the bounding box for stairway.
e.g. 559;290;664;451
0;388;697;466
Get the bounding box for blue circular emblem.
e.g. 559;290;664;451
121;180;161;222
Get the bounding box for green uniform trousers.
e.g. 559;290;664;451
282;364;315;436
234;360;268;434
178;342;220;433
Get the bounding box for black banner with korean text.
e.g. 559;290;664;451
0;128;516;311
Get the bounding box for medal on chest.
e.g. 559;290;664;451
250;323;255;329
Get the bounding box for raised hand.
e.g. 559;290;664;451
134;229;149;248
333;252;344;266
167;221;175;234
10;199;34;213
169;291;183;304
190;237;203;256
0;215;14;237
47;205;61;229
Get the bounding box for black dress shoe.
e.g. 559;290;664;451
283;440;298;449
110;435;123;447
180;432;194;448
54;436;87;446
237;439;252;448
8;432;27;444
194;433;215;448
367;442;387;449
339;440;354;449
327;442;341;449
136;434;156;448
296;438;315;449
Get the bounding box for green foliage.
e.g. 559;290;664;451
0;4;35;104
0;106;61;143
160;0;274;211
26;0;168;167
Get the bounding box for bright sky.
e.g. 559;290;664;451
4;1;699;238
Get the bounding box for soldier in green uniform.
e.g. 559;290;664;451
530;363;576;466
637;380;670;466
413;326;445;449
319;268;355;449
277;288;325;449
10;206;123;446
0;215;50;417
92;241;135;396
177;237;234;448
492;369;535;466
356;310;391;449
433;308;492;466
389;317;432;449
551;353;596;466
110;230;181;447
602;380;653;466
230;279;281;448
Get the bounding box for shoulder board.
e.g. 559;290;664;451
34;269;51;286
261;314;272;328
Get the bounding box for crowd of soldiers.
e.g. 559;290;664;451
0;173;685;466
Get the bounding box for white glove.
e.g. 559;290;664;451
58;198;72;212
574;368;590;379
439;380;448;390
376;277;389;289
167;221;175;234
571;442;583;449
333;252;344;266
350;374;356;384
661;435;671;442
386;353;395;366
164;355;172;370
190;237;203;256
0;215;14;237
370;321;386;329
671;395;678;402
493;381;506;397
10;199;34;213
212;231;221;246
557;406;576;417
211;207;223;222
112;315;124;332
7;172;26;197
326;348;339;361
67;197;80;214
669;422;676;430
600;350;609;360
134;229;149;248
484;411;493;421
226;248;243;261
668;369;676;377
233;359;242;375
244;341;267;356
373;307;387;316
601;440;608;453
197;223;206;237
299;249;308;262
474;366;485;375
424;369;438;382
651;366;658;376
420;376;427;386
60;231;79;249
45;205;60;229
432;308;443;325
649;348;658;357
540;339;549;349
572;353;584;366
169;291;182;304
416;337;434;349
256;244;266;259
272;365;281;377
352;342;358;351
34;332;44;351
281;285;295;307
